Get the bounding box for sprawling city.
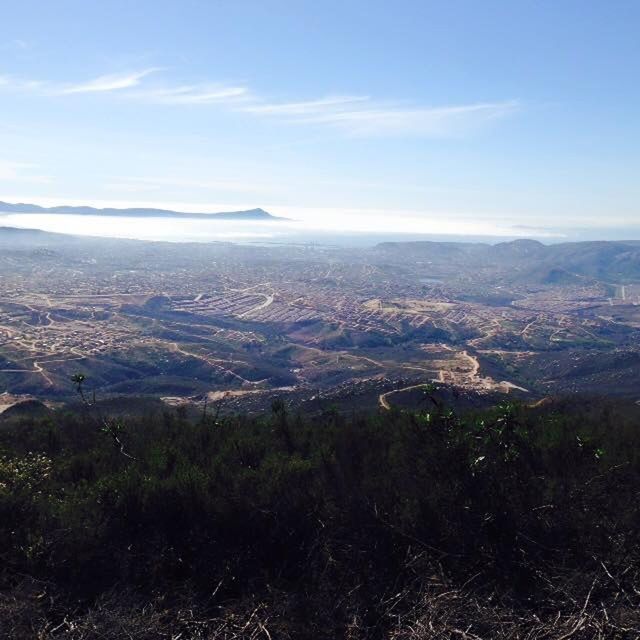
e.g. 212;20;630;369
1;227;639;417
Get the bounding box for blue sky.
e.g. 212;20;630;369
1;0;639;237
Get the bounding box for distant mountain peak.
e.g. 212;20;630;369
498;238;546;248
493;238;547;256
0;201;287;221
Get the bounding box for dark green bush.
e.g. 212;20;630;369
1;396;639;637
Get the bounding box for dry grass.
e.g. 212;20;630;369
0;578;292;640
3;563;640;640
389;583;640;639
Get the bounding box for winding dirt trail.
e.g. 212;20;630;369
169;343;266;386
379;383;435;410
238;292;274;318
379;346;528;411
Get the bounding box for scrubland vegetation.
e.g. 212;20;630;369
1;392;640;638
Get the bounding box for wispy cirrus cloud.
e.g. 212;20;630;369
244;96;518;136
243;95;370;115
58;68;160;94
0;74;43;91
135;84;250;105
0;66;519;137
0;70;155;95
0;69;249;104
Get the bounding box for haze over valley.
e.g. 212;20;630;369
2;200;638;246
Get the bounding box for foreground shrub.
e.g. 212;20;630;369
1;396;639;638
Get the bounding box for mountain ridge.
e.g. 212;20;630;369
375;238;640;282
0;201;286;221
